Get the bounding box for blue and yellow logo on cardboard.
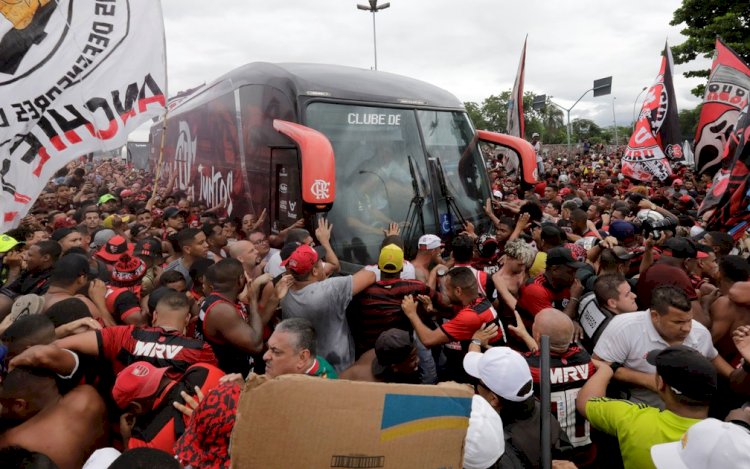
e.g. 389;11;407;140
380;394;472;442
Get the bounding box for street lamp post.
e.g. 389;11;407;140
549;89;595;157
612;96;618;145
357;0;390;70
547;76;611;157
632;86;648;131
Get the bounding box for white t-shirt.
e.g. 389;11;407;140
263;248;283;276
593;309;717;408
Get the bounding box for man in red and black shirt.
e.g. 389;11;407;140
196;258;263;376
523;308;595;466
351;244;433;357
48;290;217;379
517;247;586;333
114;360;224;453
402;266;505;382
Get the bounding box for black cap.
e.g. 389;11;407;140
163;207;187;219
134;237;163;259
646;345;717;402
280;241;302;261
611;246;637;261
662;237;697;259
51;227;75;242
372;329;414;376
546;247;587;269
130;223;147;238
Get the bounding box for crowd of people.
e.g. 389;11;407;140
1;146;750;469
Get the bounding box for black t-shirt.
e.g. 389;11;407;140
0;268;52;298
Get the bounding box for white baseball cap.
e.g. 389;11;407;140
418;234;441;250
463;347;533;402
463;395;505;469
651;418;750;469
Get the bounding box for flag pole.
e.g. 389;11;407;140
540;334;552;469
151;1;170;201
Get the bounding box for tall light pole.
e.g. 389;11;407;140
632;86;648;130
357;0;390;70
548;76;611;157
612;96;618;145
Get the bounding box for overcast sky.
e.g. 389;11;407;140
154;0;708;137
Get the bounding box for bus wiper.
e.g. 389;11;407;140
435;157;467;231
402;155;425;257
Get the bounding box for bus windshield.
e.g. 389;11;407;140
416;110;489;230
304;103;490;266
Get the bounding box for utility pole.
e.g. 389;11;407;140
612;96;618;145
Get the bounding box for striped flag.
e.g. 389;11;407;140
507;36;527;138
621;41;682;182
694;38;750;176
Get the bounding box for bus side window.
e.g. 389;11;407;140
270;148;302;235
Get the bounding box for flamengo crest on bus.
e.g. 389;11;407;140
311;179;330;200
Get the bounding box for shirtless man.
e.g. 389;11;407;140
411;234;442;283
711;256;750;366
0;368;107;469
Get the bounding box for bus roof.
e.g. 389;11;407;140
168;62;466;114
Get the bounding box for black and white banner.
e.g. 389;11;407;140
0;0;166;231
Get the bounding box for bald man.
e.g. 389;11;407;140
523;308;596;464
227;240;262;278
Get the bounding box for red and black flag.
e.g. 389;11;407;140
694;38;750;177
507;36;526;139
621;41;683;182
702;103;750;230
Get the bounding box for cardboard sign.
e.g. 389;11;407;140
231;375;473;468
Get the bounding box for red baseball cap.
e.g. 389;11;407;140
280;244;318;275
112;361;168;409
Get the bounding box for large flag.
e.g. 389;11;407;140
621;42;683;182
701;103;750;230
694;38;750;176
0;0;167;232
507;36;526;138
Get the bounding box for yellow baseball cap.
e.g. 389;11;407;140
378;244;404;274
0;234;20;253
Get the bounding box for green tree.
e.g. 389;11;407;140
677;104;702;139
464;101;487;131
571;118;602;144
670;0;750;97
464;91;565;141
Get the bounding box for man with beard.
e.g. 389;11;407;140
50;227;82;254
